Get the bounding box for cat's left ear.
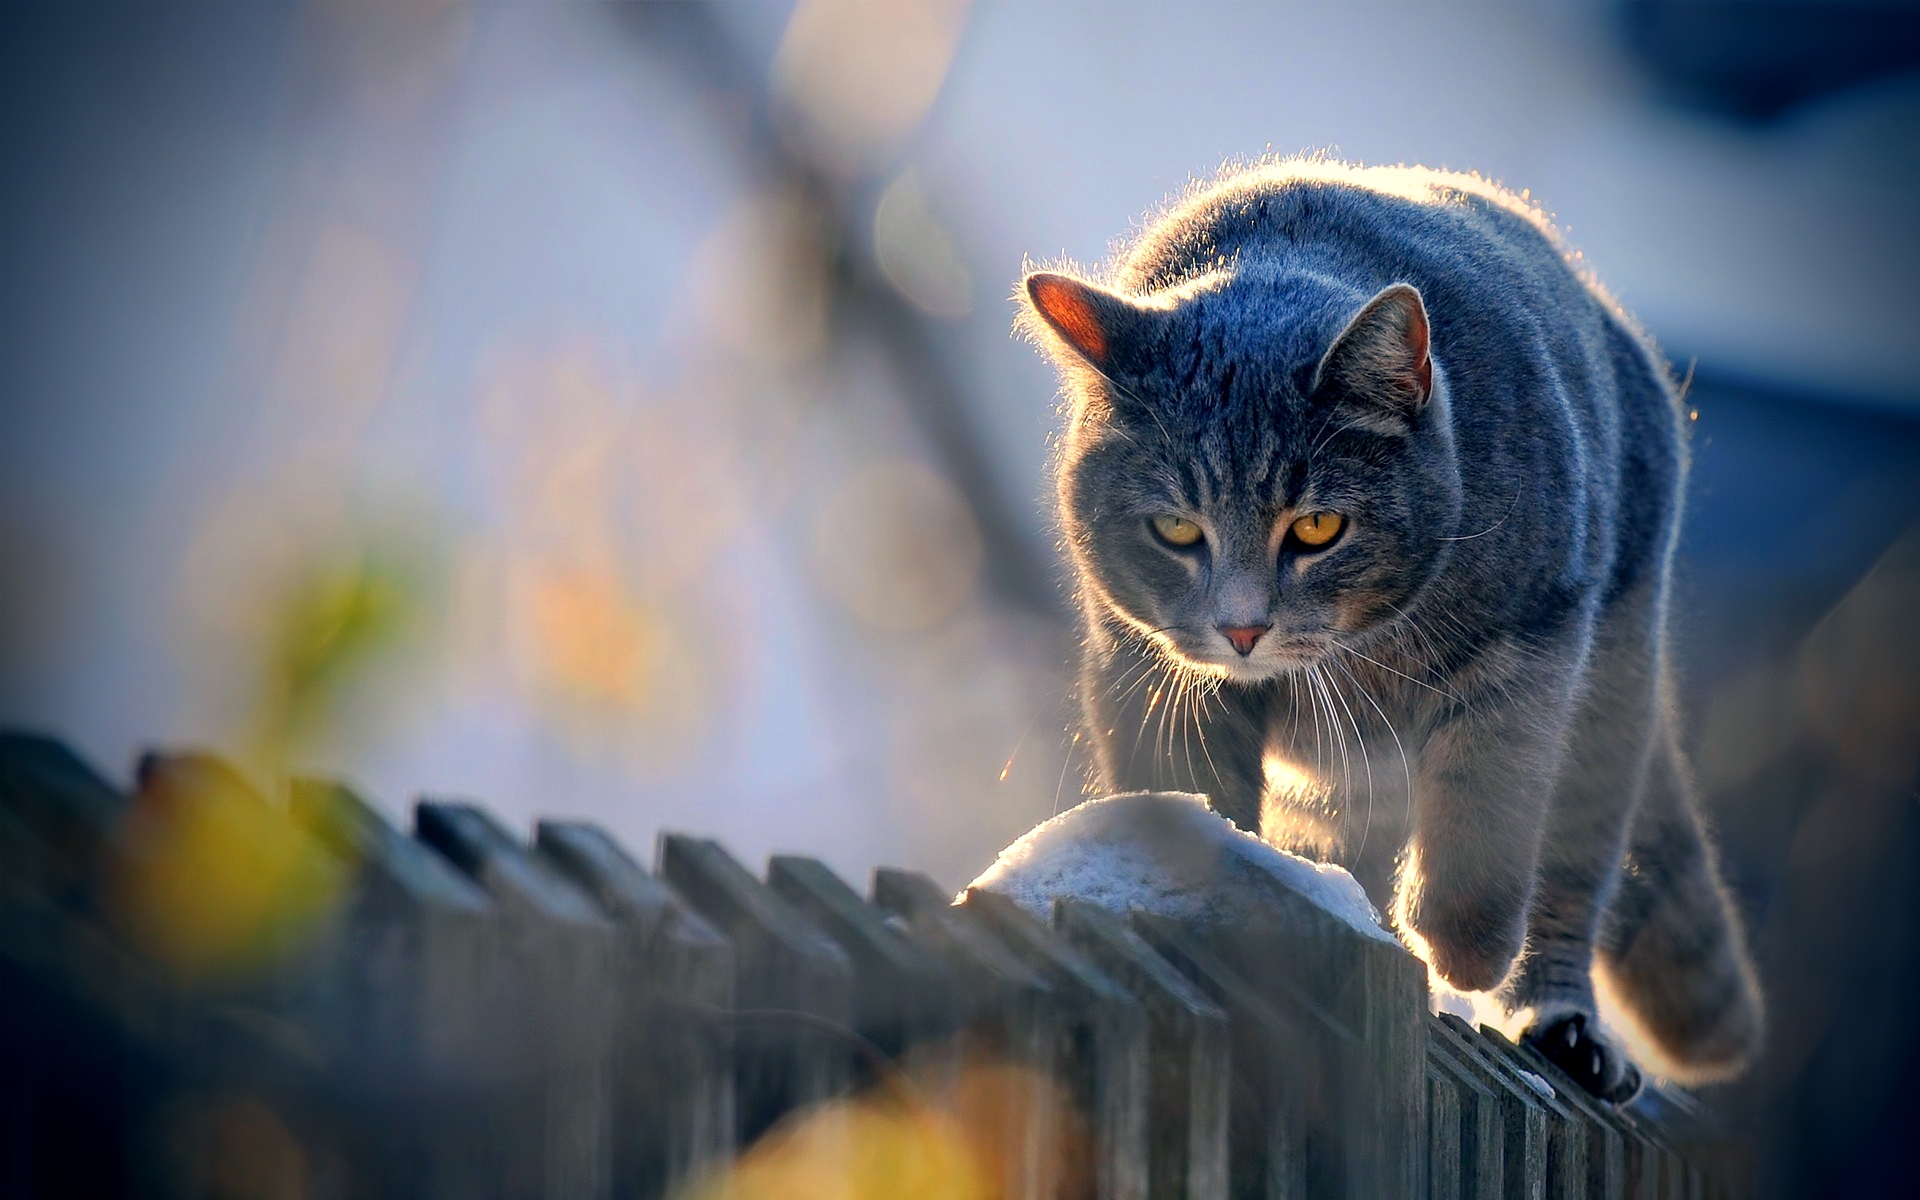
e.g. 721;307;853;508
1312;283;1433;425
1021;272;1161;380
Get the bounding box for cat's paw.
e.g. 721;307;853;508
1406;894;1527;993
1423;935;1519;994
1523;1011;1642;1104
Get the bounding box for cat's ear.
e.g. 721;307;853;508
1312;283;1433;425
1021;272;1159;379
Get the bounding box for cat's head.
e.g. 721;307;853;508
1021;268;1461;682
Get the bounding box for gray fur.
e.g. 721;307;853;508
1019;159;1762;1097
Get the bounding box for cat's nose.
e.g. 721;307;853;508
1217;623;1271;656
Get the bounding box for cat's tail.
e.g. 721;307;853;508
1596;740;1765;1084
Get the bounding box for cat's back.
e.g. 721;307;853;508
1113;160;1605;326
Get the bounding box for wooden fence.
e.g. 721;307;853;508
0;732;1747;1198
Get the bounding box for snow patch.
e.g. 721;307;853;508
964;791;1393;943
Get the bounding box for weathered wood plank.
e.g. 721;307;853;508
1615;1104;1692;1200
1430;1056;1464;1200
1476;1025;1601;1200
291;778;500;1200
417;800;616;1200
964;888;1150;1200
1504;1025;1644;1200
657;835;853;1148
1433;1014;1549;1200
1054;899;1230;1200
538;820;735;1200
766;854;957;1064
869;867;1065;1200
1428;1031;1505;1200
1628;1087;1731;1200
1198;913;1428;1200
1134;910;1337;1199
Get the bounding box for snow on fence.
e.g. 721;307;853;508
0;732;1745;1198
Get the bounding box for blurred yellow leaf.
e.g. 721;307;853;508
682;1057;1086;1200
108;757;344;981
683;1095;988;1200
248;528;438;766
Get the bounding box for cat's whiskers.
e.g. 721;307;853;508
1167;664;1213;794
1175;671;1202;794
1147;666;1173;786
1309;669;1333;803
1331;651;1415;836
1421;604;1539;714
1188;677;1225;796
1053;727;1082;817
1102;632;1241;797
1385;600;1542;721
1118;656;1171;784
1147;657;1184;790
1287;672;1309;758
1325;667;1360;848
1167;668;1182;791
1435;483;1524;542
1299;667;1334;833
1382;601;1451;689
1306;665;1354;839
1318;661;1376;860
1106;656;1162;711
1329;635;1463;705
1156;665;1185;791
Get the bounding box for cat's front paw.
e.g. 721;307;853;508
1523;1011;1642;1104
1405;891;1527;993
1423;933;1519;994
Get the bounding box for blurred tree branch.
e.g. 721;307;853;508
608;0;1064;624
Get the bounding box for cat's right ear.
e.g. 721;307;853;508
1021;272;1158;380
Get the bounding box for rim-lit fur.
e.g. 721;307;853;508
1019;157;1764;1093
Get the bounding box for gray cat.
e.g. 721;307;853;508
1018;160;1762;1100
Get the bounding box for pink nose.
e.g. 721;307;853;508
1217;624;1270;656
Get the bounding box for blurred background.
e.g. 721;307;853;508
0;1;1915;1195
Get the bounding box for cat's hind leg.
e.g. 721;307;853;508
1595;727;1765;1085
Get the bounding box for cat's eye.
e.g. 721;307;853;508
1151;515;1204;547
1290;511;1345;549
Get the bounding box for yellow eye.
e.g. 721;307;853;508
1290;511;1345;548
1151;515;1204;547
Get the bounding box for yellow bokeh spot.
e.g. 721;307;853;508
108;760;344;981
681;1058;1081;1200
681;1095;989;1200
254;542;428;760
529;568;659;709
